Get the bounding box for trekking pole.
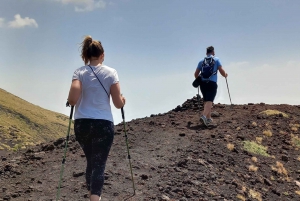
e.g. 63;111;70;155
225;77;233;105
121;107;136;195
56;103;74;201
197;87;202;116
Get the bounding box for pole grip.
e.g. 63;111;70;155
70;106;74;119
121;107;125;120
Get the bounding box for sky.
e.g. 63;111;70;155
0;0;299;124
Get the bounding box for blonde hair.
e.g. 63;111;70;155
80;35;104;65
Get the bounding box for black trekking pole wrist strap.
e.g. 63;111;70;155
88;65;109;98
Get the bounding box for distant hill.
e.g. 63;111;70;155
0;88;71;151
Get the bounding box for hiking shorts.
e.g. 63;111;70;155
74;119;114;196
199;80;218;102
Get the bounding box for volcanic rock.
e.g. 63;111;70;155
1;98;300;200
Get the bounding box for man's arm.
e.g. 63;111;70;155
218;66;228;78
194;68;200;79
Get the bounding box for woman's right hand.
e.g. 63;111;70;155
121;95;126;106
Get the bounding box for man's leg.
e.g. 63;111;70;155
205;81;217;123
202;101;206;116
203;101;213;118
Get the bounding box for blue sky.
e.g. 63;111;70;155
0;0;299;124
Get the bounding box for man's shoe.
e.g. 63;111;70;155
207;118;217;127
200;116;208;126
207;118;213;124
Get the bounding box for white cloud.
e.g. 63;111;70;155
56;0;106;12
0;18;5;27
8;14;38;28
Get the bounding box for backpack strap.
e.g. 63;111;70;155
210;56;218;75
201;56;217;81
88;65;110;98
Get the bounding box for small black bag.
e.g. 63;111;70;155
192;76;202;88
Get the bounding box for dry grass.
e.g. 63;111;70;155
297;156;300;161
263;130;272;137
236;194;246;201
208;190;216;196
290;124;299;132
0;88;71;150
242;186;247;192
280;130;287;135
249;189;262;201
236;127;241;131
260;110;288;118
256;137;263;144
296;191;300;195
251;157;258;163
271;161;288;176
264;122;272;129
249;165;258;172
243;141;270;157
291;127;298;132
291;134;300;148
252;122;257;127
0;142;11;150
290;123;300;128
227;143;235;151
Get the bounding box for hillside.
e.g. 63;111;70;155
1;97;300;200
0;88;71;152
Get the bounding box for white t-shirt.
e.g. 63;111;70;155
72;64;119;122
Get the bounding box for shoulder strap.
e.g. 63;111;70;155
202;57;214;66
88;65;109;98
207;57;214;64
201;57;217;81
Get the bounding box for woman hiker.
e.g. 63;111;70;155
68;36;125;201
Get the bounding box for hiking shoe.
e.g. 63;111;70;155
207;118;217;127
207;118;213;124
200;115;208;126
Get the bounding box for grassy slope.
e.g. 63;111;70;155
0;88;70;151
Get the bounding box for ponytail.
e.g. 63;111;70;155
80;35;104;65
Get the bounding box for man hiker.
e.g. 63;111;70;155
194;46;228;126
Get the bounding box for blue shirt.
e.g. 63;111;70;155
197;54;222;83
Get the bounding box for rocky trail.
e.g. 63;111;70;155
1;97;300;201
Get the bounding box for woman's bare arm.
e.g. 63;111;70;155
67;79;82;106
110;83;125;109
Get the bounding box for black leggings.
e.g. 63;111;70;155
74;119;114;196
